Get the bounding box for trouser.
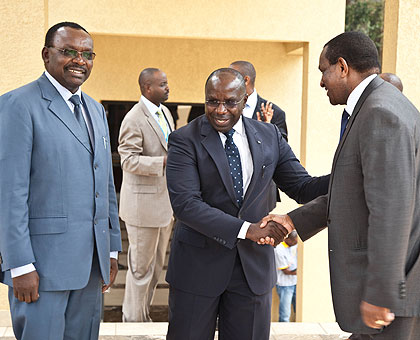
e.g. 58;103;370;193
166;254;272;340
9;253;102;340
122;220;173;322
349;317;420;340
276;284;296;322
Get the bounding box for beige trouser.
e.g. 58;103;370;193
122;219;173;322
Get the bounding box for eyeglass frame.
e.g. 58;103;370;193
46;46;96;61
205;95;247;110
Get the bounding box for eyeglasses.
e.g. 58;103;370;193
47;46;96;61
205;96;246;110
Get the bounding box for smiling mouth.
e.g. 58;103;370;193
67;67;85;75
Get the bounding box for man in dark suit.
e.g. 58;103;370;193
229;60;288;140
165;68;329;340
263;32;420;340
0;22;121;340
229;60;287;210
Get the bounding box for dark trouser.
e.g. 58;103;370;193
349;317;420;340
9;253;102;340
166;254;272;340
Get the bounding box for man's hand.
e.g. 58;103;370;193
13;271;39;303
360;300;395;329
258;214;295;245
246;220;288;246
256;102;274;123
102;258;118;293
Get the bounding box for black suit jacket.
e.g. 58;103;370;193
253;94;288;141
165;115;328;297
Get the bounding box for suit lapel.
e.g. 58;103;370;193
82;93;100;152
242;118;263;207
38;74;92;154
200;118;239;207
141;100;168;151
327;75;384;216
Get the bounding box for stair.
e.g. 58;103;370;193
103;220;170;322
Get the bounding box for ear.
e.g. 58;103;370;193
42;47;49;64
244;75;250;86
337;57;349;77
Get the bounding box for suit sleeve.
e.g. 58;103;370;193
102;106;121;252
118;113;165;177
359;106;414;310
288;195;328;241
166;132;244;249
0;94;36;270
272;126;330;204
270;103;288;142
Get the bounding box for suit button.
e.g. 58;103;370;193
95;192;99;198
94;164;98;170
327;219;331;224
223;240;226;245
94;219;98;225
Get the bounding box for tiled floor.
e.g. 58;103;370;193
0;312;351;339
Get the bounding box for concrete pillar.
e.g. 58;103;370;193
383;0;420;108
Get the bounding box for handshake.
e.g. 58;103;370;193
246;214;295;247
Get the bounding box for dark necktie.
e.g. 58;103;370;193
69;95;91;145
224;129;243;207
340;109;350;141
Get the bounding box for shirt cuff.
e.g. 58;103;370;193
237;221;251;239
10;264;36;278
110;251;118;260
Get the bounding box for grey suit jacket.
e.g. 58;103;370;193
118;98;174;227
289;76;420;334
0;73;122;291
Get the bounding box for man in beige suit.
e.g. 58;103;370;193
118;68;174;322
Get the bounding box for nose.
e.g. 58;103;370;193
320;77;325;88
73;52;86;64
215;102;228;113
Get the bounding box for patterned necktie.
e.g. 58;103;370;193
156;110;169;142
339;109;350;141
224;129;243;207
69;95;90;145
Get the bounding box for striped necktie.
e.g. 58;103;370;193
156;110;169;142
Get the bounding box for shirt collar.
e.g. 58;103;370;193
345;74;377;116
44;70;82;102
218;116;245;138
245;89;258;110
141;95;162;115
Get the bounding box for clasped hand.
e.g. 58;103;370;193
246;214;294;246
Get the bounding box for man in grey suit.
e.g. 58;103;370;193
119;68;174;322
262;32;420;339
0;22;121;340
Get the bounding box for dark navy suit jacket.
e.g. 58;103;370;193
165;115;328;297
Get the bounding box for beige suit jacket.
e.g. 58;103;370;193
118;98;174;227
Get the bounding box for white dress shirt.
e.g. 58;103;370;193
141;95;171;137
345;74;377;117
217;116;254;239
242;89;258;119
11;72;117;279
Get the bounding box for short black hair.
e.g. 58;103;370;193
205;68;246;95
324;31;380;73
45;22;89;47
138;68;160;93
230;61;256;86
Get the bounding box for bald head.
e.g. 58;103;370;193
379;73;403;92
205;68;246;96
138;68;169;106
285;230;298;247
229;61;256;95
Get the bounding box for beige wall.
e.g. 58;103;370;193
0;0;350;321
